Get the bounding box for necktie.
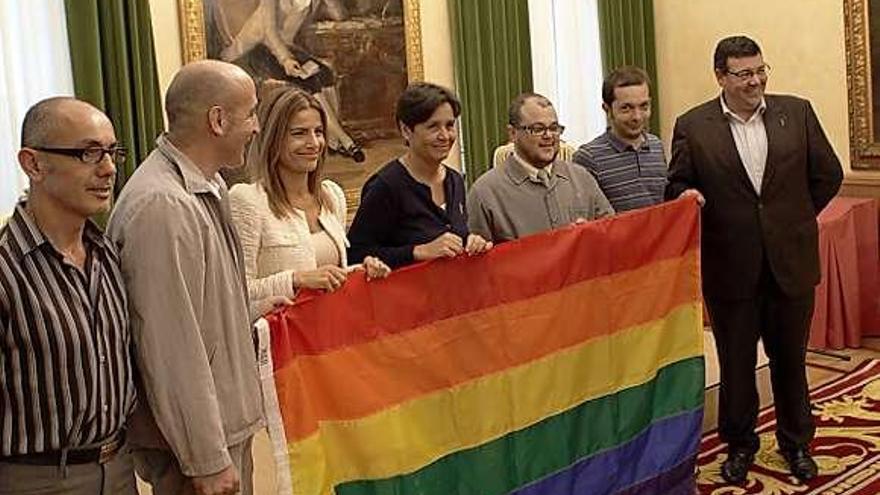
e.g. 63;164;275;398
536;168;551;188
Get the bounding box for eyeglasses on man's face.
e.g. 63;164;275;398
726;64;771;81
32;146;128;165
515;123;566;137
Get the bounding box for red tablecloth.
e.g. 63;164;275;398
809;197;880;349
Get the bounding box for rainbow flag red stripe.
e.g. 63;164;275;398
264;198;704;495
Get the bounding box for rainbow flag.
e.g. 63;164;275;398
260;198;704;495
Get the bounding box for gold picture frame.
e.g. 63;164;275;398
176;0;425;217
844;0;880;170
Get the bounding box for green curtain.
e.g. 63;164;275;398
449;0;533;185
64;0;164;194
597;0;660;134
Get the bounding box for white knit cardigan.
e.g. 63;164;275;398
229;180;348;301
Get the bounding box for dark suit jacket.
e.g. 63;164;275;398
665;94;843;300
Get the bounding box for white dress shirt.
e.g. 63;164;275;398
721;96;768;194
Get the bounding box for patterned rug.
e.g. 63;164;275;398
697;359;880;494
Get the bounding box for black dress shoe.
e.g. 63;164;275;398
721;450;754;485
782;448;818;482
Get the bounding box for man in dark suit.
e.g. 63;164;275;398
665;36;843;485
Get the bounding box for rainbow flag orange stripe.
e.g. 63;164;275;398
264;198;704;495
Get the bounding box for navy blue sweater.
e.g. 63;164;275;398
347;159;469;268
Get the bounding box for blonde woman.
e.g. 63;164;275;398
230;84;388;302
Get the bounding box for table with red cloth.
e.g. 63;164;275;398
809;196;880;349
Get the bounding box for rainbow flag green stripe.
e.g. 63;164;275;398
334;356;704;495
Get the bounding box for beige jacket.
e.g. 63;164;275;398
107;136;263;477
229;180;348;301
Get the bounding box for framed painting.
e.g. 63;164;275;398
178;0;424;217
845;0;880;170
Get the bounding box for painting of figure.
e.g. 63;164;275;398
870;0;880;141
181;0;420;216
842;0;880;168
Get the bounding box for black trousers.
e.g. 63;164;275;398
706;262;816;454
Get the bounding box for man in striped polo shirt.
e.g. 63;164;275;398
572;66;668;212
0;97;136;494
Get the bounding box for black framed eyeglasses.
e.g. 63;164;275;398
726;64;771;81
515;123;566;137
32;146;128;165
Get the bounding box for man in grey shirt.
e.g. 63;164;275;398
107;60;266;495
467;93;613;243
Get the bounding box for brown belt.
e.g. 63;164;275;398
0;432;125;466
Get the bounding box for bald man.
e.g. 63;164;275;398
0;97;136;494
107;60;262;495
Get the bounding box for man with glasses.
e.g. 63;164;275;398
108;60;265;495
666;36;843;485
467;92;613;243
573;66;667;212
0;97;136;494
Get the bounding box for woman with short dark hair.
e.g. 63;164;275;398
347;82;492;268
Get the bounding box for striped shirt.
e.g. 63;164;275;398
572;131;668;212
0;204;135;456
